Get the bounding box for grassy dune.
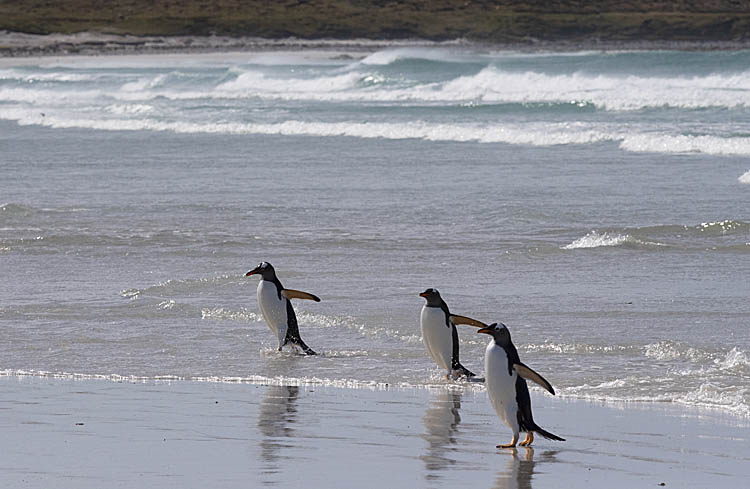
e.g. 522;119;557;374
1;0;749;43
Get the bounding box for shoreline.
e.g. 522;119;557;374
3;31;750;58
3;366;749;421
1;374;748;488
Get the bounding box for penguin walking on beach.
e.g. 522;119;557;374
246;262;319;355
419;288;486;379
478;322;565;448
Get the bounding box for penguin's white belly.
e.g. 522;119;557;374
257;280;289;348
485;341;519;431
420;306;453;372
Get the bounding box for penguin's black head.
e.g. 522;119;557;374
419;288;443;306
477;322;511;345
245;261;276;280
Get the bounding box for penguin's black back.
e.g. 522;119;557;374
268;277;316;355
425;299;475;377
511;349;565;441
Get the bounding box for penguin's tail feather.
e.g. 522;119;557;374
453;363;476;378
534;426;565;442
293;339;317;356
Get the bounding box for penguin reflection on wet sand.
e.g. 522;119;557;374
246;262;319;355
419;288;487;379
478;322;565;448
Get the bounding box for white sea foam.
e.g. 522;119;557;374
643;341;711;363
677;383;750;417
740;171;750;184
358;47;467;66
0;69;99;82
6;102;746;156
0;108;619;146
6;63;750;111
106;104;154;115
562;230;670;250
562;231;632;249
204;67;750;109
0;368;483;392
120;74;168;92
716;347;750;371
621;133;750;156
217;70;363;93
201;307;263;323
524;342;636;355
3;55;750;156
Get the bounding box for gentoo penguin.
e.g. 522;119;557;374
478;322;565;448
419;288;486;379
245;262;319;355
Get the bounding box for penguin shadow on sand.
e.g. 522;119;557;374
420;390;463;480
257;385;300;475
492;447;559;489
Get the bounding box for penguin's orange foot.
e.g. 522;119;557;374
497;434;519;449
519;432;534;447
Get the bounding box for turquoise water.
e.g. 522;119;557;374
1;47;748;416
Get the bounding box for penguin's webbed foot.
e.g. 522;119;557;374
497;434;519;449
519;432;534;447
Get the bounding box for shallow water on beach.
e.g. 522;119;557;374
1;47;749;417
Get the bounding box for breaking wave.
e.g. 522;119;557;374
7;63;750;110
562;231;664;250
561;221;749;251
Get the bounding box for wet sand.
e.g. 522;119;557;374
1;376;748;488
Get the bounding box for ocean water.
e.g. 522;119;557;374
1;46;749;417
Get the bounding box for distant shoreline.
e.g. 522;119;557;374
3;31;750;58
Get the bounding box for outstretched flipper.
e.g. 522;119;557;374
514;363;555;395
282;289;321;302
449;314;487;328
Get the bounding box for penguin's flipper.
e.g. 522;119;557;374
449;314;487;328
281;289;321;302
514;363;555;395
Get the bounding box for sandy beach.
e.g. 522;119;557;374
1;375;748;488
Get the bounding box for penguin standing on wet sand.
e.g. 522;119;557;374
478;322;565;448
246;262;319;355
419;288;487;379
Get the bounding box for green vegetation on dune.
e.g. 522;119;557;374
1;0;749;42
